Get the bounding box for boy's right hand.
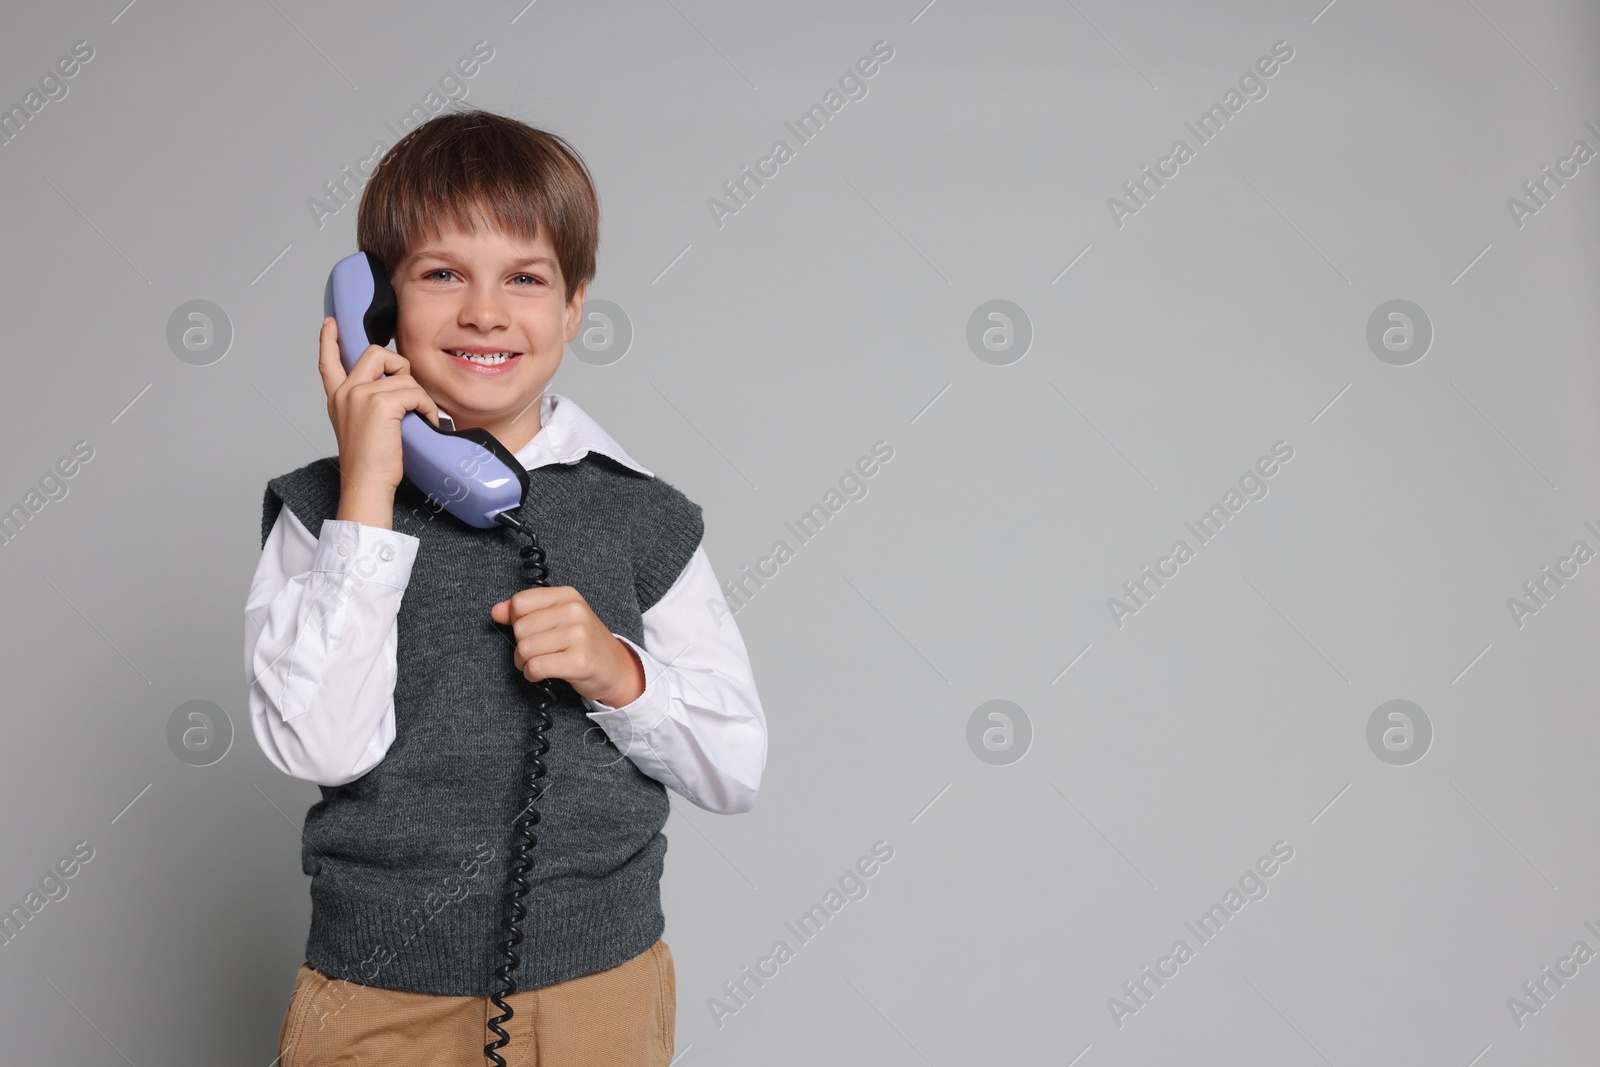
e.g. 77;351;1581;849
318;315;442;527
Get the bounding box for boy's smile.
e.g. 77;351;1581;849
389;215;586;455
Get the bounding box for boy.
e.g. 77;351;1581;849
244;109;767;1066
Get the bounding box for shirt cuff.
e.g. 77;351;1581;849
312;520;419;589
584;633;672;740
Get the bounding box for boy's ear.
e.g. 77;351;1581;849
563;279;588;342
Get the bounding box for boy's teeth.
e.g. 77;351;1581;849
451;350;514;365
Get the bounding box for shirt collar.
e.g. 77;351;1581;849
506;392;654;478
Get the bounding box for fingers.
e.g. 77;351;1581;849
336;345;443;428
347;343;414;384
407;377;441;429
515;648;556;682
332;376;432;432
317;316;346;399
490;590;594;685
513;625;589;679
500;587;577;628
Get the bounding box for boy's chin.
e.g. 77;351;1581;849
430;388;543;429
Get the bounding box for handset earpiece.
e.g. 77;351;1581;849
324;251;530;527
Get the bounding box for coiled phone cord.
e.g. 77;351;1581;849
485;510;557;1066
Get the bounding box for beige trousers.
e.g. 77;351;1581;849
276;938;675;1067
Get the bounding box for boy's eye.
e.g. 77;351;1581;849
422;270;542;285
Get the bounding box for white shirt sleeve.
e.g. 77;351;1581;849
582;545;768;815
244;511;768;813
244;508;417;787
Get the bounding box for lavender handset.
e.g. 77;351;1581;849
323;251;529;528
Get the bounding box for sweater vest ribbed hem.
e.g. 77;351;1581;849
303;861;666;996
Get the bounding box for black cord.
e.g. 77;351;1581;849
485;510;558;1066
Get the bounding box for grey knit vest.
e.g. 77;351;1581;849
260;451;704;996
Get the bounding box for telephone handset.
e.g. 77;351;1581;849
324;250;530;528
325;250;557;1066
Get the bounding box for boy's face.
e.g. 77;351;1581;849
389;216;586;442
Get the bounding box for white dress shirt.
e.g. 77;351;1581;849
244;392;766;814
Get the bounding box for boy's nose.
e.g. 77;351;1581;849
458;288;512;328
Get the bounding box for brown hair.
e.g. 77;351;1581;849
356;108;599;300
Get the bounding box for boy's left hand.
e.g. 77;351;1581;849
489;588;646;708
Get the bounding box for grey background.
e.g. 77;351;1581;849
1;0;1597;1063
